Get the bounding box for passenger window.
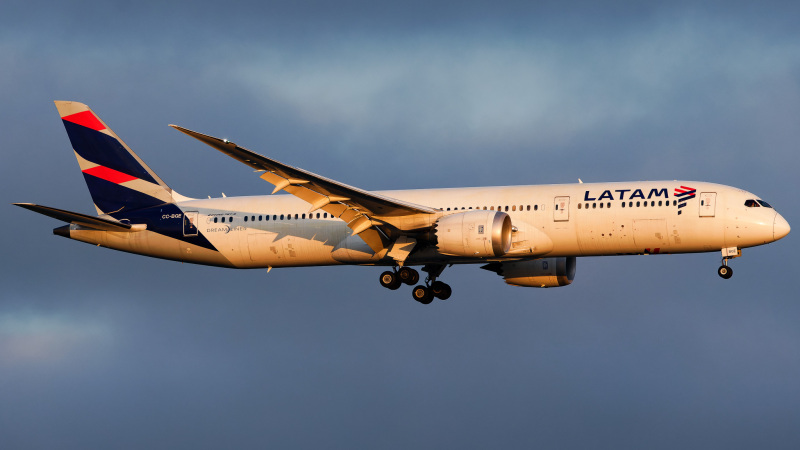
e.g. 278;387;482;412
213;217;218;223
636;201;640;207
244;216;248;222
512;205;516;211
607;202;611;208
650;201;654;207
578;203;582;209
447;208;451;211
490;206;494;210
504;206;509;211
534;205;538;211
302;214;306;219
599;203;603;209
526;205;530;211
229;217;233;222
622;202;626;208
592;203;596;209
280;214;284;220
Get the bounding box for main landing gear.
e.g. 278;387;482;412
717;247;741;280
379;264;452;304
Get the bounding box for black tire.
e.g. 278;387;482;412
412;285;434;304
398;267;420;285
431;281;452;300
717;265;733;279
380;271;402;290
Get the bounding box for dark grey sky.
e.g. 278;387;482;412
2;1;799;449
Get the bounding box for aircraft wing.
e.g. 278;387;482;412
170;125;438;252
13;203;142;232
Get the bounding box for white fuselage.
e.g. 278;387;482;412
63;181;786;270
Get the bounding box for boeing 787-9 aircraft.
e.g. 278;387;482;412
15;102;791;303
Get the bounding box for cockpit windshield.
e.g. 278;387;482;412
745;199;773;208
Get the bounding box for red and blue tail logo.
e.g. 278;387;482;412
674;186;696;215
57;101;175;214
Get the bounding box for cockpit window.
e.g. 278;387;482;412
744;199;759;207
757;200;772;208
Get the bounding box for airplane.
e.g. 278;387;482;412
15;101;791;304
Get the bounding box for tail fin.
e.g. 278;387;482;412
55;101;183;215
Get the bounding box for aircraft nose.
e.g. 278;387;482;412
774;213;790;241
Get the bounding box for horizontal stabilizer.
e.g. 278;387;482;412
13;203;143;232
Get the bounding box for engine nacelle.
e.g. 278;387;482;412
485;257;576;288
435;210;512;258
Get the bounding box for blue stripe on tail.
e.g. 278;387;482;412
63;120;158;184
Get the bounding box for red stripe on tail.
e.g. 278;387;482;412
83;166;137;184
63;111;106;131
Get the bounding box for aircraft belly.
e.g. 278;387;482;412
233;222;345;268
69;227;233;266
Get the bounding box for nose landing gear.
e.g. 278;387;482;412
717;247;740;279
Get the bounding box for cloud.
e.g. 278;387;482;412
0;311;112;365
219;16;800;176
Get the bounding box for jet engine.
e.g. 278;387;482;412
482;257;576;287
435;210;512;258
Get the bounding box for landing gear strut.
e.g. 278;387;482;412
717;247;740;279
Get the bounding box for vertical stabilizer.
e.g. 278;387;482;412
55;101;180;214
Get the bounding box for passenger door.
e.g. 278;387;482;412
699;192;716;217
183;211;198;236
553;196;570;222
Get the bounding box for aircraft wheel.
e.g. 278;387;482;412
380;271;402;290
431;281;452;300
717;265;733;279
398;267;419;285
412;285;434;304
